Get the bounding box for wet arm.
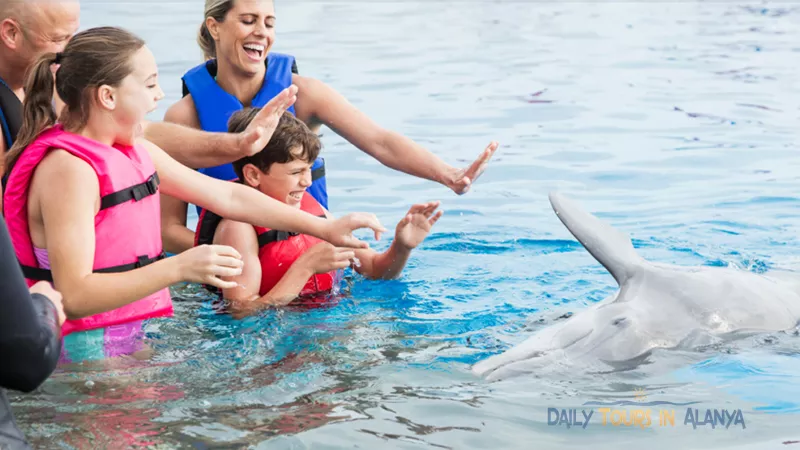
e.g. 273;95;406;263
144;140;329;240
160;193;193;254
352;242;411;280
215;220;311;317
141;120;244;170
322;210;411;280
294;75;454;186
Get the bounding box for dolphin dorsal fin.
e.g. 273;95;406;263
549;192;644;285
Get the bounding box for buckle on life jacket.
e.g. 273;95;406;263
100;172;160;210
133;173;159;201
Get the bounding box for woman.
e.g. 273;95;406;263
0;211;65;449
160;0;498;254
2;26;384;360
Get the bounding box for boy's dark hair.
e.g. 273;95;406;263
229;108;321;181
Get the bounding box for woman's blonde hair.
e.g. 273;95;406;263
197;0;236;60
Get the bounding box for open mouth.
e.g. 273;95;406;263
243;43;265;60
288;191;304;202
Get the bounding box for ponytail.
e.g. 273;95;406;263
198;0;237;61
197;22;216;61
5;53;59;176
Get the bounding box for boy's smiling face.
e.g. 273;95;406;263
245;146;314;208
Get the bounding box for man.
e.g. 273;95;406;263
0;0;288;171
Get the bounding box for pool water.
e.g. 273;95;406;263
10;1;800;448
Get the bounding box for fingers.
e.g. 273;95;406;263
329;260;352;271
467;141;498;175
209;244;243;260
408;201;439;215
406;203;426;215
213;255;244;270
339;235;369;249
260;84;298;117
396;213;413;229
353;213;386;241
210;265;243;278
406;201;441;219
240;126;263;147
428;209;444;226
421;201;440;217
335;248;356;261
326;248;355;271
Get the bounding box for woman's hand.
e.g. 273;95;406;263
237;85;299;157
446;141;499;195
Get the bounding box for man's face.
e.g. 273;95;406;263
15;2;80;69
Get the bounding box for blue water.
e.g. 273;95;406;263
10;1;800;448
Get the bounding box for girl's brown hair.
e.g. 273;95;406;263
5;26;145;175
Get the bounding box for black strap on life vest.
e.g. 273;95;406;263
256;229;297;247
19;172;163;281
195;208;223;248
0;77;21;151
255;214;327;247
21;251;167;283
100;172;160;210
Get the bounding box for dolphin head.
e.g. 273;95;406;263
472;299;658;381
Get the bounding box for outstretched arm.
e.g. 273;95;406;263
293;75;498;195
142;120;245;169
143;85;299;169
332;202;442;280
145;139;385;248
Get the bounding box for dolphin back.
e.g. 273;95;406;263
549;192;644;285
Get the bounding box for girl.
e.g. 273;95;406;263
2;26;384;360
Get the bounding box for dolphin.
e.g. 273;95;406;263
472;192;800;381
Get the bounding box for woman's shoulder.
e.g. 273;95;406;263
163;95;200;128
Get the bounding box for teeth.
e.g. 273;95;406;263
243;43;265;54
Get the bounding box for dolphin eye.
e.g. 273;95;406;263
612;317;627;326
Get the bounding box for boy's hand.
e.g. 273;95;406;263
299;242;355;274
395;201;443;250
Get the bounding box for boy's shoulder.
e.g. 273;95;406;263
213;218;260;250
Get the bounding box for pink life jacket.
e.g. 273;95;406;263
2;124;173;336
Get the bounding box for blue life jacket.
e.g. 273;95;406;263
181;53;328;211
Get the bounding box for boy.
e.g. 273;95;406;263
194;109;442;318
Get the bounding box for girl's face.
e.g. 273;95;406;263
104;45;164;145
